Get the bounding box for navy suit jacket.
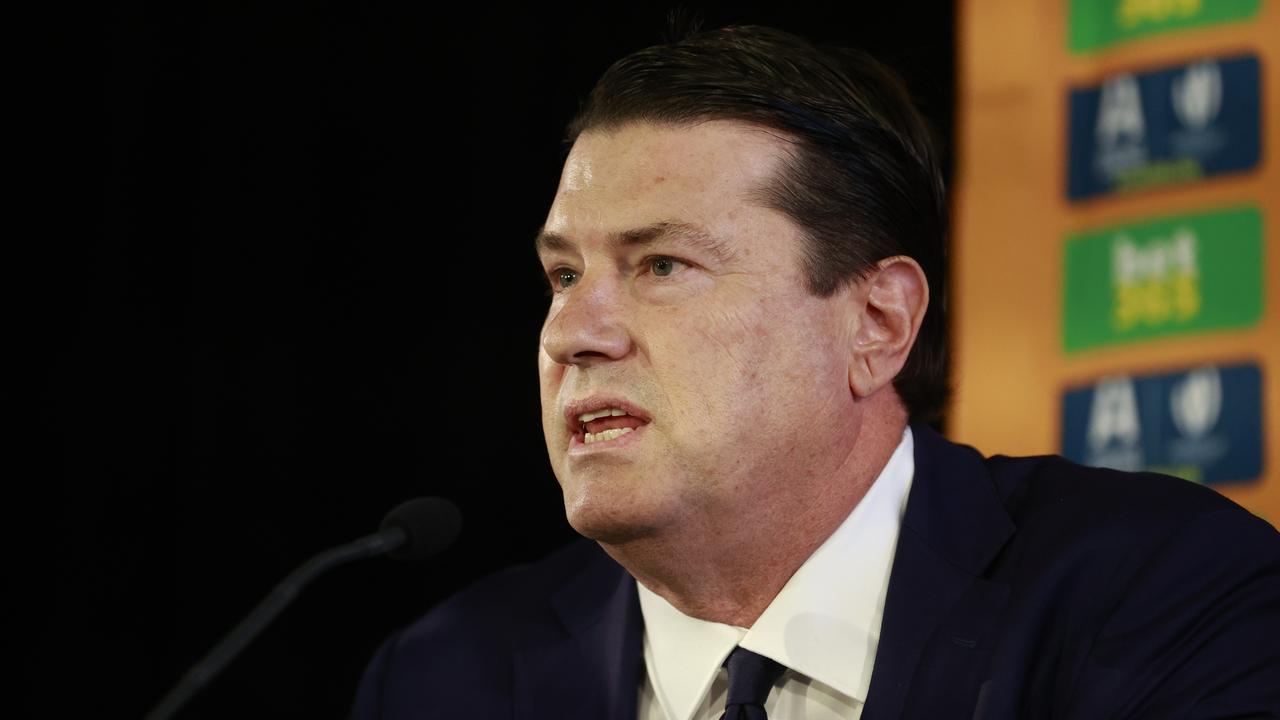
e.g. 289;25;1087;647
354;424;1280;719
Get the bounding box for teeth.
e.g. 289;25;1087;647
578;407;629;423
584;427;634;444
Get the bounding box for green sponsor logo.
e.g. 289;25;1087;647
1063;206;1263;352
1069;0;1261;53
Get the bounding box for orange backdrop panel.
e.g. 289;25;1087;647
952;0;1279;524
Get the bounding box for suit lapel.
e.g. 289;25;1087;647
512;544;644;720
862;424;1015;719
509;426;1011;719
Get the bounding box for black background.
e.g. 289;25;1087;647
26;3;953;717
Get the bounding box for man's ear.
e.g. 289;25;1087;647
847;256;929;399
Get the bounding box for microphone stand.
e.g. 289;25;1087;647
144;527;407;720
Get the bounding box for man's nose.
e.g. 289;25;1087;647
541;274;632;367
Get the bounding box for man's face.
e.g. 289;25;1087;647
536;121;862;545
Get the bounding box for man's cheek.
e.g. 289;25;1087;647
680;312;764;382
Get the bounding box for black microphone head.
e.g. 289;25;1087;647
379;497;462;562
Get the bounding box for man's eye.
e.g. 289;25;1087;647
546;259;684;294
552;268;579;290
647;256;686;277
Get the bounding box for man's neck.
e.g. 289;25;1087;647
599;414;908;628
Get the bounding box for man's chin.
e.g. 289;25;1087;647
563;502;658;546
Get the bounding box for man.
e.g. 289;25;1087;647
354;25;1279;719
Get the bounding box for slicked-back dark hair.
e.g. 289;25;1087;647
565;24;950;424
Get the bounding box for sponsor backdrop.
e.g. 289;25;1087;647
953;0;1278;524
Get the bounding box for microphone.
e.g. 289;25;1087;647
145;497;461;720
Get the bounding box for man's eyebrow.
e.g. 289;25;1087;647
533;221;738;263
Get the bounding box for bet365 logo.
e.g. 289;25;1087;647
1070;0;1261;54
1111;227;1200;332
1115;0;1203;29
1062;206;1261;352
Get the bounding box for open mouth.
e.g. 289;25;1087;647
570;423;648;452
577;408;648;445
565;401;652;449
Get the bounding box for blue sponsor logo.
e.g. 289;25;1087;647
1061;363;1263;485
1067;55;1260;201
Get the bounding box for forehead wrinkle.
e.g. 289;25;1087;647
616;221;739;264
535;221;739;264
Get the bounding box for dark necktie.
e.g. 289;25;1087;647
720;646;787;720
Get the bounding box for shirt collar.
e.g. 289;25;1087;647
637;426;915;720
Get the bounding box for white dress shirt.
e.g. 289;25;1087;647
636;427;915;720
